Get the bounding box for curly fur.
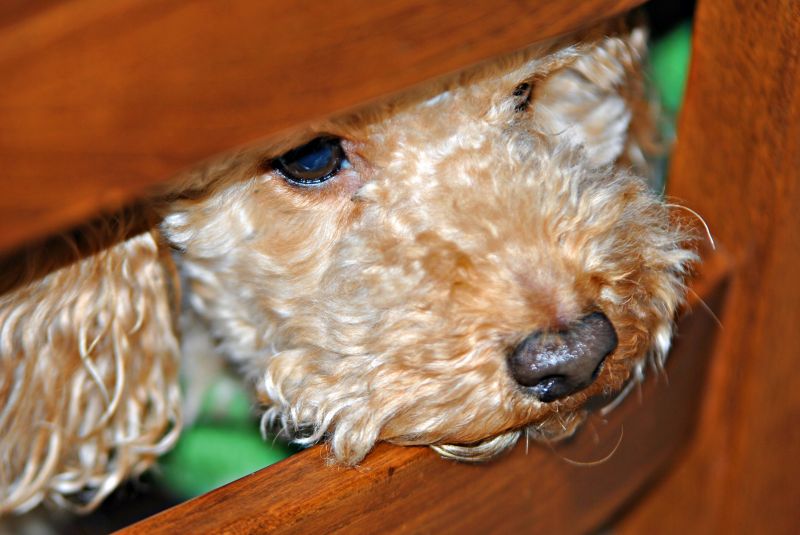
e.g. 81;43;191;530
0;224;181;513
0;19;696;513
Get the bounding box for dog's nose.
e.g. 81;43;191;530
507;312;618;402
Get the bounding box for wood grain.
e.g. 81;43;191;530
0;0;645;255
118;255;729;534
3;0;764;531
616;0;800;533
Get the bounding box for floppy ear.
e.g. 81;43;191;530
0;220;182;513
532;25;654;172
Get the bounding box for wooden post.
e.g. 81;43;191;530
619;0;800;531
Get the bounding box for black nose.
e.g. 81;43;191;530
507;312;618;402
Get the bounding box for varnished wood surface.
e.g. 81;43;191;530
0;0;645;254
118;254;729;534
616;0;800;533
7;0;789;531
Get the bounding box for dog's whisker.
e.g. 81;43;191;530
687;287;724;330
555;425;624;467
665;202;716;250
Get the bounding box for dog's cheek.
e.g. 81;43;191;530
604;244;694;386
550;171;695;389
221;175;358;301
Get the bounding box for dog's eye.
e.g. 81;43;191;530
273;137;346;185
513;82;532;112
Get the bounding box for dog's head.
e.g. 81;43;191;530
164;24;696;463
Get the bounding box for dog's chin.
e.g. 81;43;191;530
427;409;589;463
431;432;522;462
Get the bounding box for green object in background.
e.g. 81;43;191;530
158;424;295;498
650;21;693;114
157;375;296;499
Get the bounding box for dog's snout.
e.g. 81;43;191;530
507;312;618;402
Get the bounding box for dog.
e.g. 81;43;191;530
0;18;696;513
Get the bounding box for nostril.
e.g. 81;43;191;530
507;312;618;402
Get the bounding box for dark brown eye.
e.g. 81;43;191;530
272;136;346;185
513;82;532;112
512;82;530;96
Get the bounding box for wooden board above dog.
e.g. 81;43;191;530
0;0;645;254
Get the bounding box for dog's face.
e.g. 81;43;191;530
164;27;695;463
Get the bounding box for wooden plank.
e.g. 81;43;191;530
0;0;646;254
616;0;800;532
118;254;730;534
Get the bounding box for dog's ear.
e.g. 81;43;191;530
0;221;182;513
532;26;653;171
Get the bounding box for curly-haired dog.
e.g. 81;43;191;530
0;20;695;513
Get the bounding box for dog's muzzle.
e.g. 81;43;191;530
507;312;618;402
